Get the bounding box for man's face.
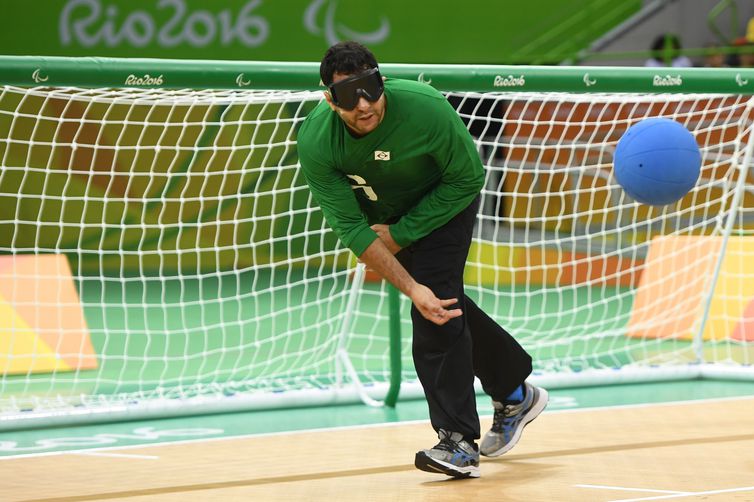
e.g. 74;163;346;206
326;70;386;137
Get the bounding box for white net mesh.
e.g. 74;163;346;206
450;92;754;376
1;85;753;427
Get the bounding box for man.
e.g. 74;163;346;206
297;41;547;479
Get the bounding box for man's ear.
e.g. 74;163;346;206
324;90;337;111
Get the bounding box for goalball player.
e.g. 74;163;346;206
297;41;548;479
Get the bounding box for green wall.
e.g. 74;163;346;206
3;0;641;64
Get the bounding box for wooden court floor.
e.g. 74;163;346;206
4;397;754;502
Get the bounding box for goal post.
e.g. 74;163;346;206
1;56;754;430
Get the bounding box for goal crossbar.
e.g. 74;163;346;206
2;55;754;93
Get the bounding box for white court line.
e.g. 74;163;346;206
72;451;159;460
607;485;754;501
576;484;688;495
575;483;754;502
545;393;754;416
0;394;752;461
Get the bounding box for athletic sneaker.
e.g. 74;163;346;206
414;429;480;478
480;382;548;457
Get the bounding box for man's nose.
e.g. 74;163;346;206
356;96;371;110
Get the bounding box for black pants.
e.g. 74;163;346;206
396;197;532;440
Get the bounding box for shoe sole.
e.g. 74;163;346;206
481;386;549;458
414;451;480;478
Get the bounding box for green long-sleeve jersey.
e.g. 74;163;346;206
297;78;485;257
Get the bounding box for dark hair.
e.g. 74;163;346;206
319;41;379;86
651;33;682;53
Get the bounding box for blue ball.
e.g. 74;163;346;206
614;118;701;206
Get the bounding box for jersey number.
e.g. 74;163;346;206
346;174;378;201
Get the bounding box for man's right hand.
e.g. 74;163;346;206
409;283;463;326
358;238;462;326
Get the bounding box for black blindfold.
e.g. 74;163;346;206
328;68;384;110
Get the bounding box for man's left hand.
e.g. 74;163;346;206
371;224;401;254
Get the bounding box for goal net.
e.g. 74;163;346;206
1;58;753;429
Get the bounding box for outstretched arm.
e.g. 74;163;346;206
358;238;461;326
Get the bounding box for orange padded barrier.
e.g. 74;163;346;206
627;236;754;341
0;254;97;375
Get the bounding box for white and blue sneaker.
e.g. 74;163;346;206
480;382;548;457
415;429;480;478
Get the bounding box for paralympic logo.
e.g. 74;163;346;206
236;73;251;87
304;0;390;46
32;69;49;84
59;0;387;50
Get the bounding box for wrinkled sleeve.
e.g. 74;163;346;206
298;142;377;257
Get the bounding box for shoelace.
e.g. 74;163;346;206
433;437;458;453
491;403;521;433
